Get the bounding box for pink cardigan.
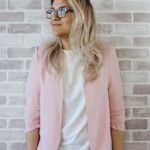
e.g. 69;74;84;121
24;41;125;150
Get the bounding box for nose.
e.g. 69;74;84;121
50;15;60;24
51;13;60;21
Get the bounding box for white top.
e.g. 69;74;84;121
58;50;90;150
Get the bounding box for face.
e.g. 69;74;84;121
48;0;74;38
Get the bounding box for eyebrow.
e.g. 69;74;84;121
50;6;70;9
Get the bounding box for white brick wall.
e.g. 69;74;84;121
0;0;149;150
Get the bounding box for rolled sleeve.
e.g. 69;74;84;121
108;46;125;131
24;46;40;133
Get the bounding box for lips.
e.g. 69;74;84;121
51;22;61;26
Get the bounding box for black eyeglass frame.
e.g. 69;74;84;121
46;7;73;19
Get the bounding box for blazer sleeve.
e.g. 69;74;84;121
108;46;125;131
24;46;40;133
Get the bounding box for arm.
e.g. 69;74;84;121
111;128;125;150
24;46;41;150
25;128;40;150
108;46;125;150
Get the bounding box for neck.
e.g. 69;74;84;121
61;36;71;50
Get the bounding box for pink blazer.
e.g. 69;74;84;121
24;41;125;150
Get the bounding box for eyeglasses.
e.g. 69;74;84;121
46;7;73;19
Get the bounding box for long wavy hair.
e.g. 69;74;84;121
40;0;104;83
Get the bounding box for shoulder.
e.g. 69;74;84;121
96;38;117;62
36;41;50;56
34;40;54;60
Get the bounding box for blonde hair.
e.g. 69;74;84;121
40;0;104;83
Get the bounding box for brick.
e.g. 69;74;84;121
0;0;6;9
8;71;27;82
116;0;150;11
0;72;6;81
125;119;147;130
25;11;46;22
121;72;148;83
24;35;51;46
93;0;113;11
133;131;150;141
124;96;148;106
97;24;113;35
134;13;150;22
123;84;132;95
8;95;25;105
96;13;131;23
133;61;150;71
116;48;149;59
133;108;150;118
148;144;150;150
0;107;24;117
125;108;131;118
124;142;147;150
0;24;6;33
133;85;150;95
0;36;24;46
119;60;131;71
8;0;42;9
0;119;7;128
8;119;25;128
133;37;150;47
8;24;41;34
8;142;26;150
124;131;131;141
7;47;34;58
0;130;24;140
0;83;25;94
0;12;24;22
0;48;6;58
102;36;132;47
25;60;31;70
115;24;149;35
0;143;6;150
0;60;23;70
0;96;6;105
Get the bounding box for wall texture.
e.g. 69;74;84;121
0;0;150;150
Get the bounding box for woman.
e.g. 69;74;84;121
24;0;125;150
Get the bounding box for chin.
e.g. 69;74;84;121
52;30;61;35
53;33;67;38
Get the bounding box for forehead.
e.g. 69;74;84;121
52;0;70;8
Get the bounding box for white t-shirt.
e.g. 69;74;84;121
58;49;90;150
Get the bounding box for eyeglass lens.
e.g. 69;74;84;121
46;8;67;19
